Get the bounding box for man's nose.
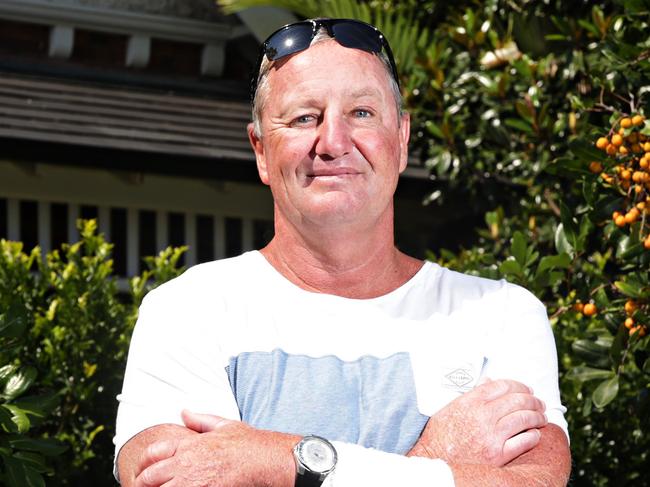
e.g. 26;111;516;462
314;113;352;159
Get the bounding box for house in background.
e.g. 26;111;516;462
0;0;440;277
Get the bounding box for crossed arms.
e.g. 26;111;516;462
117;378;571;487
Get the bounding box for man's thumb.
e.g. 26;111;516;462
181;409;230;432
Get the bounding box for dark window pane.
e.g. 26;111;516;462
19;200;38;251
168;213;185;266
196;215;214;263
51;203;68;250
80;205;98;221
253;219;274;249
138;210;156;273
111;208;127;276
225;217;242;258
0;198;6;239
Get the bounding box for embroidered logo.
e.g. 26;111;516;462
442;366;475;392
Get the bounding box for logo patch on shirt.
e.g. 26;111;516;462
442;364;475;392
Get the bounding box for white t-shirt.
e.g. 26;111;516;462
114;251;567;485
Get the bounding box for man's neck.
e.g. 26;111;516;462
260;212;423;299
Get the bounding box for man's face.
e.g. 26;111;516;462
248;39;410;230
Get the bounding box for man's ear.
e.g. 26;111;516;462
398;111;411;174
248;122;269;185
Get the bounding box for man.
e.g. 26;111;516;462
115;18;570;486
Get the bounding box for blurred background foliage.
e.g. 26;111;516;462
1;0;649;485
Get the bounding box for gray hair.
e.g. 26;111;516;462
251;28;403;138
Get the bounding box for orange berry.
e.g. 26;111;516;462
625;300;638;315
615;215;627;227
624;208;640;224
625;317;635;329
621;169;632;180
612;134;624;146
619;145;629;155
622;180;631;190
640;327;647;337
589;161;603;173
583;303;598;316
612;211;622;219
606;144;618;156
632;114;645;126
573;302;584;313
631;143;642;153
637;202;647;210
635;184;644;194
645;234;650;250
619;127;626;135
596;137;609;150
621;117;633;128
644;142;650;151
640;158;649;170
630;325;640;336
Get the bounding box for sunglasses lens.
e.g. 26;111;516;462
331;21;383;53
265;23;314;60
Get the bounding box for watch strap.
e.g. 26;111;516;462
295;469;325;487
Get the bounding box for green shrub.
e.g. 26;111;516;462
0;221;186;486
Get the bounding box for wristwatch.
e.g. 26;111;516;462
293;435;337;487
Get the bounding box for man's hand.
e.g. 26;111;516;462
134;411;300;487
407;379;547;466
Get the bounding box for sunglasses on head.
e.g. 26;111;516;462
250;18;399;103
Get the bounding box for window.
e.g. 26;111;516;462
111;208;127;276
51;203;68;251
168;212;185;266
225;217;242;258
0;198;6;239
196;214;214;263
19;200;38;251
138;210;156;273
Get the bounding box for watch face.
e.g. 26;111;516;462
297;437;337;474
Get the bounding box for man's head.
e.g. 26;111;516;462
247;18;410;232
250;18;403;138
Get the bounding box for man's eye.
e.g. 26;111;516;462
353;109;372;118
293;115;315;125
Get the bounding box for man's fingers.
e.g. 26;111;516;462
496;410;548;439
501;428;542;465
181;409;231;433
475;379;534;401
135;456;175;487
488;392;545;420
137;439;179;476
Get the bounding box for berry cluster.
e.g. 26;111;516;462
623;299;646;337
592;114;650;249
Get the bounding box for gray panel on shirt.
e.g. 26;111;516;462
227;349;429;454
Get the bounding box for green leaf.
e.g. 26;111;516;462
537;253;572;275
559;201;578;250
2;405;31;434
569;139;606;162
554;224;574;258
0;405;17;433
7;437;67;457
3;367;37;401
568;366;614;382
499;258;523;277
592;376;619;408
0;303;28;339
511;231;528;267
614;280;646;299
504;118;533;133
